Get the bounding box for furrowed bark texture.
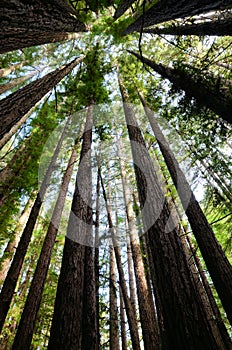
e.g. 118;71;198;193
117;135;160;350
0;32;81;54
48;103;94;350
0;71;37;95
129;51;232;125
118;73;219;349
100;172;141;350
109;246;120;350
12;131;82;350
114;0;137;19
0;56;84;140
138;91;232;325
144;15;232;36
0;117;69;333
124;0;232;34
0;0;85;34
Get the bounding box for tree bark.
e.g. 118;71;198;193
0;32;82;54
124;0;232;34
119;286;128;350
114;0;137;19
0;70;39;95
0;0;86;42
12;129;82;350
144;15;232;36
100;171;141;350
0;194;35;285
138;89;232;326
95;168;101;350
129;50;232;125
0;116;69;333
117;135;160;350
48;102;95;350
118;72;219;349
0;55;84;139
109;245;120;350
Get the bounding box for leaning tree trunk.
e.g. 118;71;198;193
144;15;232;36
48;102;94;350
0;194;35;285
0;32;82;54
95;168;101;350
100;171;141;350
119;286;128;350
0;116;69;333
117;134;160;350
0;70;38;95
124;0;232;34
138;89;232;325
129;51;232;125
12;128;82;350
0;0;86;53
0;97;44;150
0;55;84;139
114;0;137;19
118;71;219;349
109;245;120;350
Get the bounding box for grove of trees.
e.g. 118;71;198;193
0;1;231;349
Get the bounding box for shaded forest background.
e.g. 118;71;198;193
0;1;232;349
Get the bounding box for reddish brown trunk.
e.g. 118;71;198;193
138;90;232;325
0;116;69;333
144;15;232;36
124;0;232;34
0;56;84;139
118;73;219;349
100;171;141;350
0;70;38;95
48;103;94;349
12;130;82;350
130;51;232;125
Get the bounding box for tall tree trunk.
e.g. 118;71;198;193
114;0;137;19
118;72;219;349
166;185;231;349
95;168;101;350
138;90;232;325
48;102;95;350
0;70;38;95
129;51;232;125
0;98;44;150
0;116;69;333
109;245;120;350
0;55;84;139
12;129;82;350
144;15;232;36
0;32;82;54
0;194;35;285
132;190;165;338
124;0;232;34
119;286;127;350
0;0;86;53
117;135;160;350
100;171;141;350
125;219;137;318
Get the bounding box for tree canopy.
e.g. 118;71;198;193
0;1;231;349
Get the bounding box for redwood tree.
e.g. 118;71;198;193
0;0;86;53
129;50;232;125
0;56;84;139
118;71;220;349
124;0;232;34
